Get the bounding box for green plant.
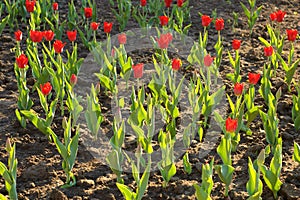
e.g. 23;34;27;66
215;133;235;197
240;0;263;35
246;157;263;200
157;130;176;187
106;120;126;184
258;138;282;199
232;12;238;32
194;158;214;200
85;84;104;139
277;51;300;91
0;139;18;200
109;0;131;31
50;117;79;188
293;142;300;163
259;88;281;152
292;83;300;130
226;46;241;84
116;156;151;200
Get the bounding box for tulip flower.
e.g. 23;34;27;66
270;12;277;21
30;30;43;43
53;2;58;11
164;0;172;8
44;30;55;41
103;22;113;34
70;74;77;85
84;7;93;18
16;54;28;69
264;46;273;57
14;30;22;41
53;40;66;54
159;16;169;26
67;30;77;42
215;18;224;31
286;29;298;42
275;10;286;22
248;73;260;85
132;63;144;79
140;0;146;6
204;54;214;67
40;82;52;96
90;22;99;31
232;39;241;50
177;0;183;7
118;33;127;45
25;0;35;13
225;117;238;133
234;83;243;96
157;33;173;49
172;58;182;71
201;15;212;27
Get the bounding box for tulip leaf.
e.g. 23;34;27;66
293;142;300;163
258;37;270;47
116;183;135;200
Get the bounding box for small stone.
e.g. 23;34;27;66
29;182;35;187
77;179;95;188
72;196;82;200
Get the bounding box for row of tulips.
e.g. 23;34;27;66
0;0;300;199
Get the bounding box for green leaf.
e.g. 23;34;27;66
95;73;114;92
183;153;192;174
258;37;271;47
116;183;135;200
293;142;300;163
217;136;231;165
137;163;150;200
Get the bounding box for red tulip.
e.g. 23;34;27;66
270;12;277;21
215;18;224;31
53;40;66;54
118;33;127;45
84;7;93;18
234;83;243;96
132;63;144;79
232;39;241;50
44;30;55;41
177;0;183;7
40;82;52;96
164;0;172;8
25;0;35;13
204;54;214;67
248;73;260;85
159;16;169;26
103;22;113;34
157;33;173;49
275;10;286;22
90;22;99;31
70;74;77;85
30;30;43;43
53;2;58;11
15;30;22;41
201;15;212;27
140;0;146;6
172;58;182;71
225;117;238;133
286;29;298;42
264;46;273;57
16;54;28;69
67;30;77;42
